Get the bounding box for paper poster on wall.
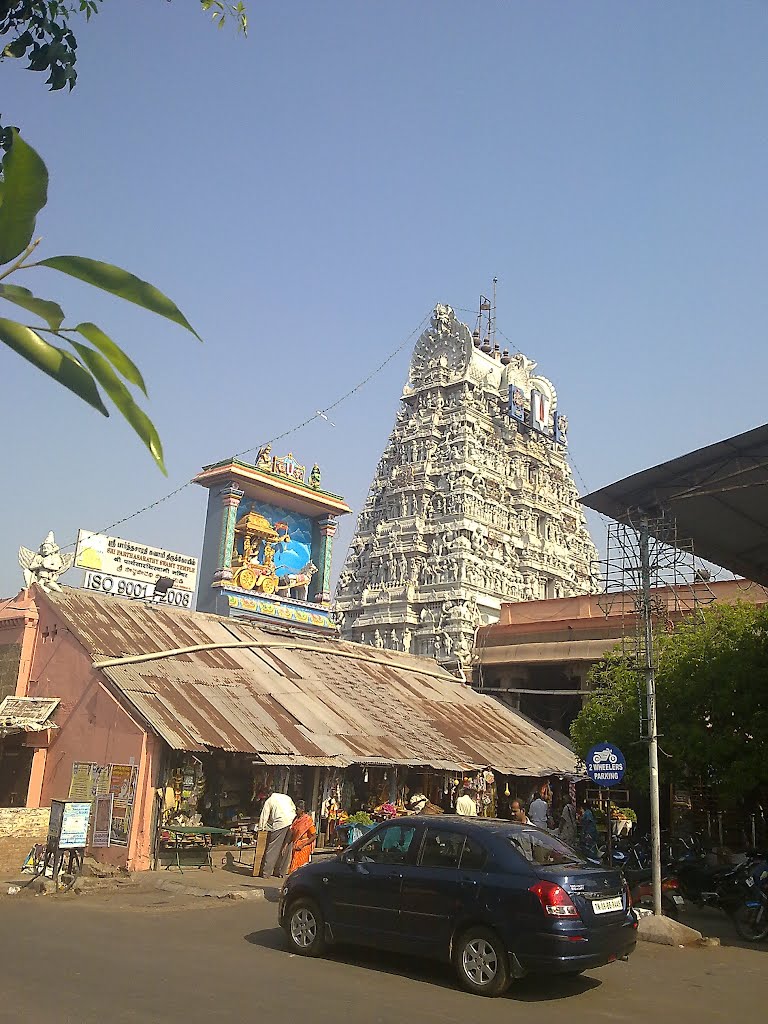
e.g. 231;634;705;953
91;794;113;848
68;762;97;801
108;765;138;847
93;765;112;798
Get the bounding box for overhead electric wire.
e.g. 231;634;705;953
60;309;434;549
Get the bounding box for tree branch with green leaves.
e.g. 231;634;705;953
0;130;201;473
571;601;768;799
1;1;246;92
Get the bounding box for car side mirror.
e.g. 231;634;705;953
341;849;359;865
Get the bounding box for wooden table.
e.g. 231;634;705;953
162;826;232;872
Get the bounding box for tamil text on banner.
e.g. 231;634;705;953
74;529;198;607
59;802;92;849
68;762;97;801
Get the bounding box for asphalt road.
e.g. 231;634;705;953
0;892;766;1024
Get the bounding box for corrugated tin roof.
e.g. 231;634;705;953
44;588;577;778
255;753;349;767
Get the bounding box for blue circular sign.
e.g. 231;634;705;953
585;743;626;787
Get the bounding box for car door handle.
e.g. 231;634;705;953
461;877;478;887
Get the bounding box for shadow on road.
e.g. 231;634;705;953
244;929;603;1000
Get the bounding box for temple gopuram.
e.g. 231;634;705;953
335;303;598;671
194;448;351;633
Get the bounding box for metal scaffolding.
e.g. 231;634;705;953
592;510;715;915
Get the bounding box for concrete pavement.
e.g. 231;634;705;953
0;893;765;1023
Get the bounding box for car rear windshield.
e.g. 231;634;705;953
506;829;587;867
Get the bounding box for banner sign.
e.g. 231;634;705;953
49;800;92;849
81;570;193;608
75;530;198;599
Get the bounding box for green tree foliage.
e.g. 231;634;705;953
0;131;200;472
0;2;247;467
0;2;246;93
570;653;648;790
571;602;768;797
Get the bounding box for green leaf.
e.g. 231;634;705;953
34;256;202;340
70;341;166;473
0;131;49;265
0;283;64;329
74;322;147;395
0;317;108;415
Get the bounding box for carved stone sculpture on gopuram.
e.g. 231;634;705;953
334;303;599;673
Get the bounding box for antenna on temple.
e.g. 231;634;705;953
492;277;498;346
478;293;492;352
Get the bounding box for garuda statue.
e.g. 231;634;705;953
19;532;73;593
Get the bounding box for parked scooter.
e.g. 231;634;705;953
732;857;768;942
672;847;768;942
624;868;685;918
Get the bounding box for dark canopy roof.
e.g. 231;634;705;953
581;423;768;587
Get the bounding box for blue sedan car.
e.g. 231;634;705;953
279;816;637;996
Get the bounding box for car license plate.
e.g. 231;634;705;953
592;896;623;914
671;895;684;905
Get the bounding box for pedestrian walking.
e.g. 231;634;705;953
558;796;578;848
528;784;550;830
258;789;296;878
578;800;599;857
282;800;316;875
456;788;477;816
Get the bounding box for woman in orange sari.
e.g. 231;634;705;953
284;801;316;874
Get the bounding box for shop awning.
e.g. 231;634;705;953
40;588;580;779
582;422;768;586
253;753;350;768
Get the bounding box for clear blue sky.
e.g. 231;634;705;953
2;1;766;594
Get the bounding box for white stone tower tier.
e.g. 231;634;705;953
334;304;598;670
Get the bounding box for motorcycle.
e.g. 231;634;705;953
731;856;768;942
624;867;685;918
673;848;768;941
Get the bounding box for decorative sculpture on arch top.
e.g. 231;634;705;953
19;532;74;593
276;561;318;601
230;511;280;594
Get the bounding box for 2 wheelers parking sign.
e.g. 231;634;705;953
585;743;626;787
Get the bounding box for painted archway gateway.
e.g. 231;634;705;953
194;451;351;634
335;304;598;670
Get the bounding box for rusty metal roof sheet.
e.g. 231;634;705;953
254;753;350;767
44;588;577;777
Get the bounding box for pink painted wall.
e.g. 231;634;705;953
0;589;39;698
22;597;163;870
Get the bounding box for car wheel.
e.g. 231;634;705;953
453;927;511;997
285;897;326;957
